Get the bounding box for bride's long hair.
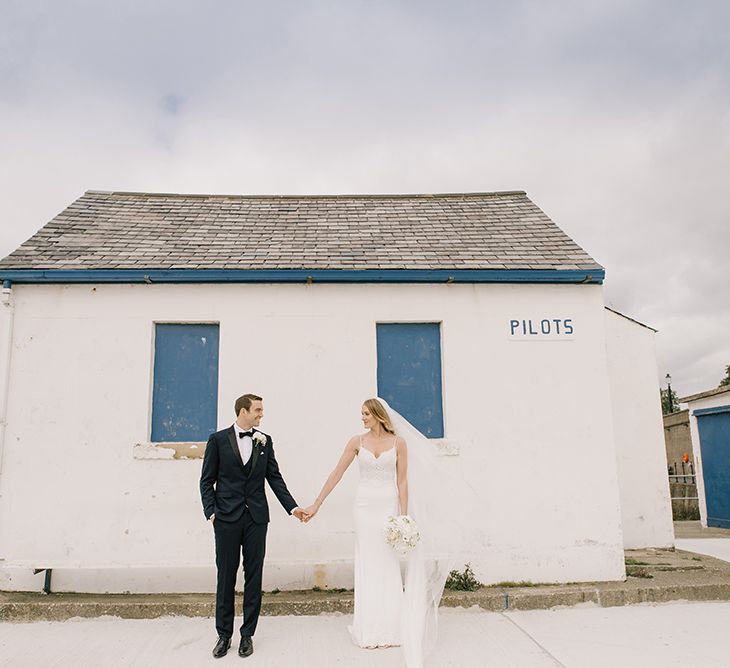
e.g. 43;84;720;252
363;398;395;434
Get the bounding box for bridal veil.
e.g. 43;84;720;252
377;398;467;668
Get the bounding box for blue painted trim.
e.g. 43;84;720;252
2;280;10;289
0;268;604;284
693;405;730;417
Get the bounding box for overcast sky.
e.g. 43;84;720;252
1;0;728;397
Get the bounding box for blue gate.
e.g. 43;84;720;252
696;405;730;528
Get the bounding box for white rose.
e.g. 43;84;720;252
253;433;266;445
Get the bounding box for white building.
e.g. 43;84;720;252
0;190;673;593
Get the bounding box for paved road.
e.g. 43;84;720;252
674;521;730;539
1;601;729;667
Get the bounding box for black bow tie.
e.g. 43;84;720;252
238;430;254;439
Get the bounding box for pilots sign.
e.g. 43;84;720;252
509;318;575;340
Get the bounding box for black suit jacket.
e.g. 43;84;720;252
199;426;298;524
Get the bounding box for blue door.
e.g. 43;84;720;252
151;324;220;442
376;323;444;438
696;405;730;528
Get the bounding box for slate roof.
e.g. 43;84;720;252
0;190;602;271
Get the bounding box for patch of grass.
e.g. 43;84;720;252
309;586;351;594
692;556;702;561
444;563;482;591
625;558;651;566
269;588;280;595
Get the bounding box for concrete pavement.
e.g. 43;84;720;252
673;521;730;539
675;539;730;563
3;522;730;666
1;601;728;667
675;519;730;564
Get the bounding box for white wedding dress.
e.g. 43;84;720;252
348;435;404;648
348;401;465;667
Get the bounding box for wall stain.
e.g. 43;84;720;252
133;442;206;460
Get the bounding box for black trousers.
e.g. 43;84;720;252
214;509;268;639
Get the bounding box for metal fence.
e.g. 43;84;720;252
668;461;696;486
668;461;699;519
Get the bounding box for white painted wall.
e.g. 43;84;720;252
685;389;730;527
0;283;15;479
0;282;626;592
604;310;674;548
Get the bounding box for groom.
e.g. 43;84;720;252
200;393;307;658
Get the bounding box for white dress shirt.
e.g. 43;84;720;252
234;423;254;465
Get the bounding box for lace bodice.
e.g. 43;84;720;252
357;441;397;483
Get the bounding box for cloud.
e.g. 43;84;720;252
0;0;728;395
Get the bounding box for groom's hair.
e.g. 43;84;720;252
235;393;263;415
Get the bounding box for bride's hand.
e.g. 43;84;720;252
302;503;320;522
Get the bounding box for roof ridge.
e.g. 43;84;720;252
604;306;658;332
83;189;528;200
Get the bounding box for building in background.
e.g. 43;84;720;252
680;386;730;529
0;190;673;593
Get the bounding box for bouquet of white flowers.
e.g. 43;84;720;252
384;514;420;555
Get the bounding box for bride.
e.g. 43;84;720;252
303;398;457;667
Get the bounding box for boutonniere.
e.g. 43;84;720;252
253;432;267;447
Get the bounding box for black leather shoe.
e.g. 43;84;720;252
212;636;231;658
238;635;254;657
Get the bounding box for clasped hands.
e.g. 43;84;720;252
293;503;320;523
